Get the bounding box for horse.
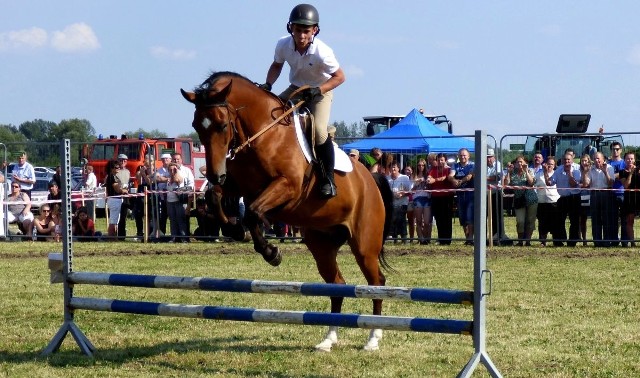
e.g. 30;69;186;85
181;71;393;351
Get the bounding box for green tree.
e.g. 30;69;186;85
0;124;28;162
178;131;201;144
122;128;168;139
19;119;56;141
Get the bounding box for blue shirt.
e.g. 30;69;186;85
608;159;625;198
550;166;582;196
452;162;475;188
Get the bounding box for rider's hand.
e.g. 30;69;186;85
302;87;322;103
258;82;272;91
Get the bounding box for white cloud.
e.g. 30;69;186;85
51;23;100;52
0;27;48;51
627;44;640;65
150;46;196;61
343;64;364;78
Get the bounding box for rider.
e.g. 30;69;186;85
260;3;346;199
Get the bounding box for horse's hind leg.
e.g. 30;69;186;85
304;229;345;352
349;237;386;351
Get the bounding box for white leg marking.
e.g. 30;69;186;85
363;328;383;351
315;326;338;352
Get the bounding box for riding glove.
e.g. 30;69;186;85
258;82;272;91
302;87;322;103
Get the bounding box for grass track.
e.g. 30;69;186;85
0;242;638;377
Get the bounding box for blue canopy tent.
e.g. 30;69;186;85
342;109;475;154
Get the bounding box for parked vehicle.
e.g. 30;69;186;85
82;134;206;189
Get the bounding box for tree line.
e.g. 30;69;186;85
0;118;366;167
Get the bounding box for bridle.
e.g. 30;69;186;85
197;85;309;160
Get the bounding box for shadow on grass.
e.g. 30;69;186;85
1;335;337;377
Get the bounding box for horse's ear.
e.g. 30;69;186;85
181;89;197;104
219;80;232;99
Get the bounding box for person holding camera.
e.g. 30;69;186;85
165;162;190;242
134;159;153;240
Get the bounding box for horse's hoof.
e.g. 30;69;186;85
263;245;282;267
363;329;382;351
314;339;334;352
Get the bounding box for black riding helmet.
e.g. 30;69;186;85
287;4;320;35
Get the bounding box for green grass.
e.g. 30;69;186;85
0;242;638;377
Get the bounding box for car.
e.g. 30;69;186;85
34;166;56;177
29;177;81;214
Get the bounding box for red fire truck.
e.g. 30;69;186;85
84;134;207;189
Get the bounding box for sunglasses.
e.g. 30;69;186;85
12;185;20;188
349;154;357;157
41;209;51;213
613;148;621;151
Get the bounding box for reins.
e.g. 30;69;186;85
229;85;310;157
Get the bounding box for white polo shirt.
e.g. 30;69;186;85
274;36;340;87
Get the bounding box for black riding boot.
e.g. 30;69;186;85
314;139;337;198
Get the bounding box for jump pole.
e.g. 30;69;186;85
43;137;502;377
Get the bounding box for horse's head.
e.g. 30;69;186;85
181;75;238;186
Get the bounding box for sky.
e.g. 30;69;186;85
2;1;640;141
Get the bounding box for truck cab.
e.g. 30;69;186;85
523;114;624;161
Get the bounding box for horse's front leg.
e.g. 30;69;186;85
243;208;282;266
249;177;295;216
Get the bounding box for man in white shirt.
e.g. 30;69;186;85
590;152;616;247
387;161;412;243
260;3;345;199
548;153;582;246
11;152;36;198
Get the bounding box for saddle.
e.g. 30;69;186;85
288;102;352;173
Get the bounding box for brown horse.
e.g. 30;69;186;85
181;71;392;351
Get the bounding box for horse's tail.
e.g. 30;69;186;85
372;172;394;272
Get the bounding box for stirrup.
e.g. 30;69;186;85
320;181;337;198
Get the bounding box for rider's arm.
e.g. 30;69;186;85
265;61;284;88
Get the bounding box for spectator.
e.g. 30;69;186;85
51;166;62;188
619;151;639;247
116;154;132;240
504;156;537;246
530;152;544;175
387;161;412;243
11;151;36;198
134;158;153;240
427;153;453;245
536;156;561;246
47;180;61;202
487;148;509;244
173;152;196;210
589;152;615;247
548;153;582;247
154;153;173;235
105;159;127;240
73;206;102;241
83;164;97;220
190;199;221;242
412;158;431;245
33;205;55;241
368;147;382;173
449;148;475;245
6;181;34;239
578;154;593;246
166;162;190;242
608;141;627;246
378;152;394;176
50;203;63;242
403;164;416;242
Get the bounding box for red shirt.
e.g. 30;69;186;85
428;166;453;197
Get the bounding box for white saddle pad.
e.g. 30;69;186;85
293;112;353;173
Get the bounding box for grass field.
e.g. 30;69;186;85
0;240;638;378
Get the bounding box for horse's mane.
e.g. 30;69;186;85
195;71;284;104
